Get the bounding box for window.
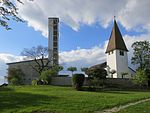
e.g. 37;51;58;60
120;51;124;56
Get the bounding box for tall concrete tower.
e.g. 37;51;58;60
106;19;129;78
48;18;59;65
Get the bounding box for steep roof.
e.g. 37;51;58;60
105;19;128;53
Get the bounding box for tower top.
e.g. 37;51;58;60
105;19;128;53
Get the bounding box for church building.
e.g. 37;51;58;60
105;19;135;78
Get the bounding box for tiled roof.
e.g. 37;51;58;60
106;19;128;53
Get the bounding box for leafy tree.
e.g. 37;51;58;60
131;41;150;70
7;67;24;85
0;0;34;30
21;45;51;74
86;67;107;87
86;68;107;80
40;68;57;85
132;69;148;87
81;67;88;73
0;0;23;30
72;73;85;90
67;67;77;75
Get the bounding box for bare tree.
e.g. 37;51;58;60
21;45;51;74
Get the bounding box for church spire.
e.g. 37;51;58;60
105;19;128;53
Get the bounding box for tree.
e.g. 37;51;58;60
81;67;88;73
131;41;150;70
72;74;85;91
0;0;24;30
86;67;107;87
132;69;148;88
67;67;77;76
21;45;51;74
7;67;24;85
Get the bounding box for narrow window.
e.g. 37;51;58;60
120;51;124;56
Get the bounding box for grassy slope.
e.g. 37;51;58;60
0;86;150;113
117;101;150;113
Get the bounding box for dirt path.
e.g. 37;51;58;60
95;98;150;113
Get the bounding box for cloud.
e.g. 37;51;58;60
16;0;150;37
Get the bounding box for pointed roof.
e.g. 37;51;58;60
105;19;128;53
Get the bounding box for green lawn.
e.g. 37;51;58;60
117;101;150;113
0;86;150;113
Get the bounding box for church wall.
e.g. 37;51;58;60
115;50;129;78
106;50;117;78
7;60;48;85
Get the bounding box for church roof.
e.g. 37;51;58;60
105;19;128;53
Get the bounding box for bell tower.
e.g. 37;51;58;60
48;18;59;66
106;19;129;78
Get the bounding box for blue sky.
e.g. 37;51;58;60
0;19;144;55
0;0;150;84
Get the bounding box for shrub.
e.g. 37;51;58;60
32;80;38;86
40;69;56;85
72;73;85;90
9;78;21;85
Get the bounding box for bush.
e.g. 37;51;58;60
72;73;85;90
9;78;21;85
40;69;56;85
32;80;38;86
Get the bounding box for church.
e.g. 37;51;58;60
91;19;135;78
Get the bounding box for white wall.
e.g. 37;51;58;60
107;50;129;78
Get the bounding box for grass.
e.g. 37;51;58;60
117;101;150;113
0;86;150;113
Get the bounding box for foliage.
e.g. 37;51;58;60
67;67;77;75
86;68;107;80
7;67;24;85
132;69;148;87
72;73;85;90
0;0;24;30
40;69;57;85
21;45;51;74
86;67;107;87
81;67;88;73
131;41;150;70
1;86;150;113
32;80;38;86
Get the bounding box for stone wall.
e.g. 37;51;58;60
51;77;135;88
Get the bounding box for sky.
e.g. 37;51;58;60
0;0;150;84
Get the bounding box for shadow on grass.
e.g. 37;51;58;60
0;87;58;113
82;86;150;94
